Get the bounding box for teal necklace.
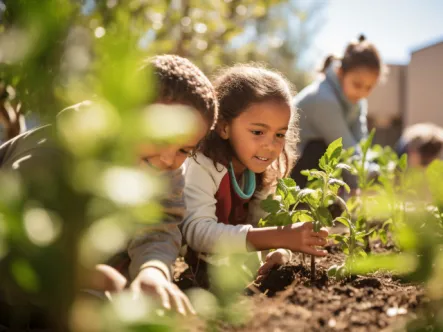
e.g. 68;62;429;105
228;162;256;199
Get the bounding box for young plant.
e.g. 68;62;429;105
328;216;371;280
260;138;351;281
329;146;407;280
341;129;376;251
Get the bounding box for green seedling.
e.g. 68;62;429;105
260;138;351;281
328;216;373;280
341;129;408;251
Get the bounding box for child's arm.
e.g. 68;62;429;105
182;156;328;256
181;156;254;253
248;194;293;267
128;224;181;282
127;167;195;315
246;223;328;256
127;167;186;281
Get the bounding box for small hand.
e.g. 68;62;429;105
130;267;196;316
257;249;290;277
283;222;329;256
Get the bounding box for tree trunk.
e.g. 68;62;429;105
0;101;26;141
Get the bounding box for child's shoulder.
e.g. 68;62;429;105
185;152;228;185
295;78;336;108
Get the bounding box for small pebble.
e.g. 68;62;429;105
386;307;407;317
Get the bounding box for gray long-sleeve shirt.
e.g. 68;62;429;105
295;63;368;153
0;102;182;282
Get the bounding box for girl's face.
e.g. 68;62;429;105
138;107;208;171
218;100;291;175
338;67;379;104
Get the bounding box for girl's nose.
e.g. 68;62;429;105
159;150;176;168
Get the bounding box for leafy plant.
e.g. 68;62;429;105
328;216;371;280
342;129;410;251
260;138;350;280
341;129;376;251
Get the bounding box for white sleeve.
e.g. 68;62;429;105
248;186;293;262
181;156;253;254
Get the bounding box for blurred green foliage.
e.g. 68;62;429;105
0;0;324;128
0;0;325;331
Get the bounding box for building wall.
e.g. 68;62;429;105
367;64;406;146
406;42;443;127
367;64;406;123
366;40;443;147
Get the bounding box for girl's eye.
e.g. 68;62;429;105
251;130;263;136
276;133;286;138
179;149;192;156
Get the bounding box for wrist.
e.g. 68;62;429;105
139;266;169;280
246;226;286;251
138;260;171;281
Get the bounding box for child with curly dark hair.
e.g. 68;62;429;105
0;54;218;324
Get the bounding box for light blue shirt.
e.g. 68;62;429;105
294;62;368;153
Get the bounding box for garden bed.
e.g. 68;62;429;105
176;240;425;332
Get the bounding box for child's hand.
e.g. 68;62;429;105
257;249;290;277
283;222;329;256
130;267;196;316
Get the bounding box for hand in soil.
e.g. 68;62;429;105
281;222;329;256
257;249;291;279
130;267;196;316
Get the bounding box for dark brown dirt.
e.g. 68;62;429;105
175;242;425;332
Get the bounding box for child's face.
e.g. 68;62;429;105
338;67;379;103
138;109;208;171
219;100;291;174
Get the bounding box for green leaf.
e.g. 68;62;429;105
354;247;367;258
356;217;366;231
398;154;408;171
298;188;316;199
361;128;375;155
300;169;311;177
382;218;393;229
379;229;387;244
273;212;293;226
311;170;328;180
336;163;352;171
299;189;320;207
327;265;338;277
330;234;349;245
317;206;333;227
328;178;350;193
279;178;297;188
324;137;343;169
292;210;314;222
334;216;351;229
283;192;296;208
319;155;329;172
260;196;280;214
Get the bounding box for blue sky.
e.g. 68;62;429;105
304;0;443;69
